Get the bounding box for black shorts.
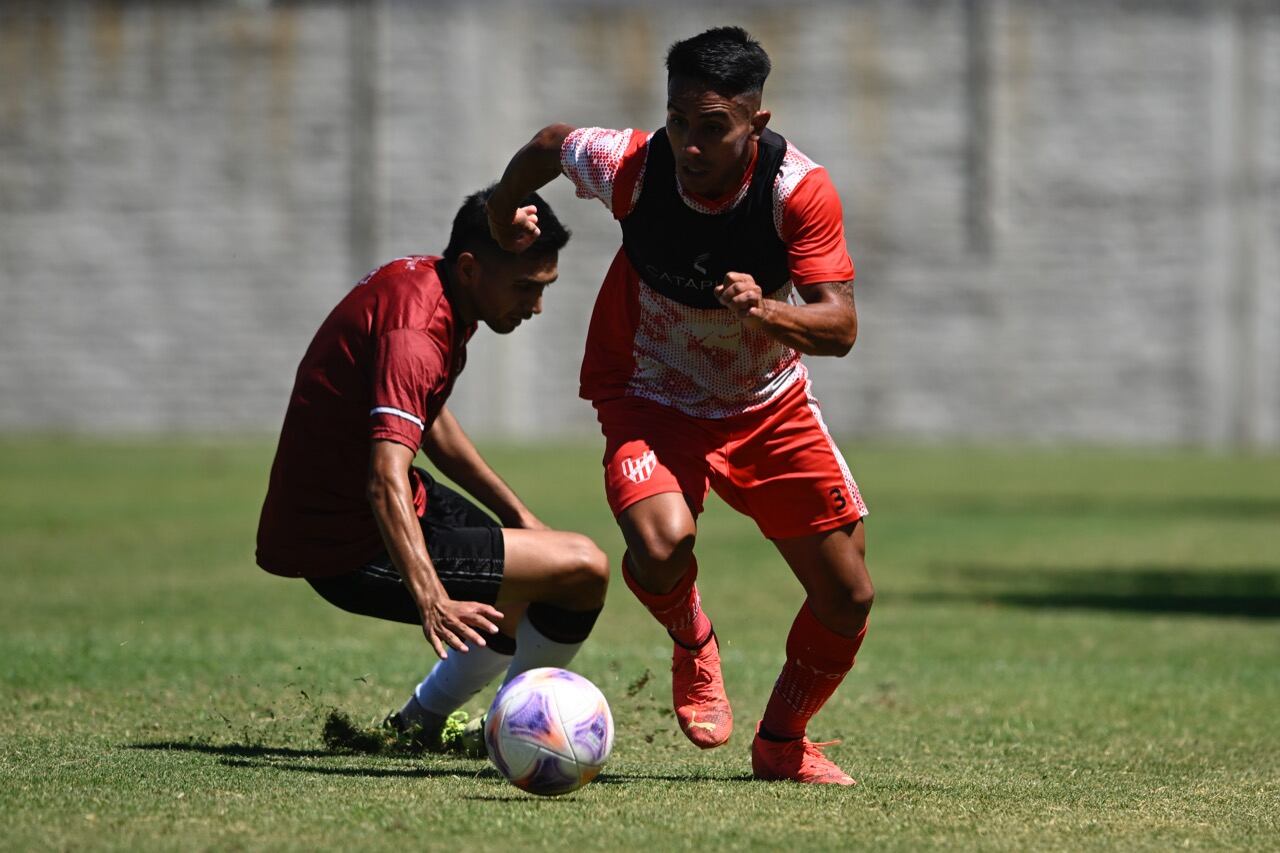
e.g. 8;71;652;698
306;468;505;625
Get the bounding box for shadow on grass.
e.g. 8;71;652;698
129;741;335;759
220;757;498;779
458;771;756;799
128;741;495;779
592;771;755;784
462;794;574;802
908;566;1280;619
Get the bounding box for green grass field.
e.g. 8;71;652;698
2;438;1278;850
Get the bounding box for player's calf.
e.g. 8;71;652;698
496;531;608;682
622;554;732;748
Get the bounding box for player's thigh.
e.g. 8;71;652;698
595;396;716;520
774;520;872;635
774;519;871;599
495;528;608;603
717;383;868;540
420;523;506;605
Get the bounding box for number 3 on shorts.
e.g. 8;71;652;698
829;486;847;512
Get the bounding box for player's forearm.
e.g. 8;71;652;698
432;453;531;529
487;124;574;216
755;299;858;357
446;463;531;528
367;466;446;607
422;408;534;527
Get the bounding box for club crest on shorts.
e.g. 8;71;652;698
620;450;658;484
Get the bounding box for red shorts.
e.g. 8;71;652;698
594;378;868;540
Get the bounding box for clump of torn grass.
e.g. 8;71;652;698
320;708;475;757
321;709;400;755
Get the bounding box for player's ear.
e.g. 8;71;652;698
455;251;481;286
750;109;771;140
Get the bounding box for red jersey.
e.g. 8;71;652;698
561;127;855;419
256;256;476;578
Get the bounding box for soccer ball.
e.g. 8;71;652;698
484;667;614;796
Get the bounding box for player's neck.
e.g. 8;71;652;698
439;259;476;326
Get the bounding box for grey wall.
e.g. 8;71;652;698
2;0;1277;445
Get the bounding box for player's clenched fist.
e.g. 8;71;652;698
486;203;542;253
715;271;769;327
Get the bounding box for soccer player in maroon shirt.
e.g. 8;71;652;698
487;27;873;784
256;187;609;750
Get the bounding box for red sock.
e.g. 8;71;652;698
761;601;867;741
621;553;712;649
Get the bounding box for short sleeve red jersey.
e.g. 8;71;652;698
256;256;475;578
561;127;855;418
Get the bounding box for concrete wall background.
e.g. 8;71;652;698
1;0;1277;445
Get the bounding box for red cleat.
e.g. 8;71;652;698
671;631;732;749
751;723;856;786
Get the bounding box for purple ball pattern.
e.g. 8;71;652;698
568;700;613;766
504;687;571;756
521;752;584;796
485;667;614;796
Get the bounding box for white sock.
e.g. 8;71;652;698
503;613;586;684
404;645;512;721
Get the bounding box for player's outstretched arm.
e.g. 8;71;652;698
420;406;548;531
715;274;858;357
367;439;503;658
486;123;577;252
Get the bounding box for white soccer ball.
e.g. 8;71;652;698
484;667;614;796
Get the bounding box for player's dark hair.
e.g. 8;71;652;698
665;26;771;96
443;184;570;264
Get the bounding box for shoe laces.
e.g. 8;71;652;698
803;738;841;758
689;656;718;696
767;734;839;756
797;738;850;780
675;645;719;697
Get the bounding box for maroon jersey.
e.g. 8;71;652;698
256;256;475;578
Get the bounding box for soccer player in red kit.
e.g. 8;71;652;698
486;27;873;785
257;187;609;751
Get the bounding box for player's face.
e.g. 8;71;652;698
666;77;770;199
472;252;558;335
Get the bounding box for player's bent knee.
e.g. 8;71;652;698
811;580;874;633
580;538;610;590
562;534;610;598
851;584;875;616
845;550;875;615
846;577;876;624
632;523;695;572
